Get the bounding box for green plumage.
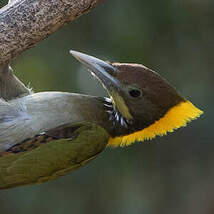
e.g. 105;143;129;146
0;51;202;189
0;123;109;189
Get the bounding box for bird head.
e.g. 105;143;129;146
70;50;203;147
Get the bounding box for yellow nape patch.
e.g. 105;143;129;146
107;101;203;147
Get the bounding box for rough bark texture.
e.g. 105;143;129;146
0;0;103;100
0;0;103;66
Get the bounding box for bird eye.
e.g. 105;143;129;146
128;89;142;98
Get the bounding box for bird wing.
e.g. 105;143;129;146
0;122;109;189
4;123;88;154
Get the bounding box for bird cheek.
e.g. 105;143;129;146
110;90;133;120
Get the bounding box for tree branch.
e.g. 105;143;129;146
0;0;103;100
0;0;103;66
0;65;31;100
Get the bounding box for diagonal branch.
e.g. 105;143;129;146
0;0;103;100
0;0;103;66
0;65;31;100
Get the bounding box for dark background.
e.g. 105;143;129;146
0;0;213;213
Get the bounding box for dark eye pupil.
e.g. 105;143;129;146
129;89;141;98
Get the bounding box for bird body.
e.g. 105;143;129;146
0;51;203;189
0;92;110;151
0;122;109;189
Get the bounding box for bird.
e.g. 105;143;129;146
0;50;203;189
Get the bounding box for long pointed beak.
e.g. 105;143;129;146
70;50;121;91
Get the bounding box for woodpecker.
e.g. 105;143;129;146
0;51;203;189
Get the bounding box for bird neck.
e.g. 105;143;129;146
106;100;203;147
98;97;136;137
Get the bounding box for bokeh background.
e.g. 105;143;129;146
0;0;213;213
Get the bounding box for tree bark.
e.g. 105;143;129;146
0;65;31;100
0;0;103;66
0;0;103;100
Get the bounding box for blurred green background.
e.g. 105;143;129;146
0;0;213;213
